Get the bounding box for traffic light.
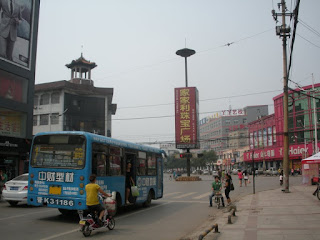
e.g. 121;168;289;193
179;153;193;159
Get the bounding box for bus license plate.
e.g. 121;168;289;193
49;186;61;195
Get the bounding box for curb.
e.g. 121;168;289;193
198;224;219;240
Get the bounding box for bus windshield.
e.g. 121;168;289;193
31;135;86;169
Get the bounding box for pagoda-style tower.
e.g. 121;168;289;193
65;53;97;86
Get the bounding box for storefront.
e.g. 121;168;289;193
0;136;30;180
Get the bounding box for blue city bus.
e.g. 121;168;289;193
27;131;165;215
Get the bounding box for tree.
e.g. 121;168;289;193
191;150;218;168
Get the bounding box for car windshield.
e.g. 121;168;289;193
12;175;28;181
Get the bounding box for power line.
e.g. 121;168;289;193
118;89;281;110
296;33;320;49
298;18;320;38
93;28;275;82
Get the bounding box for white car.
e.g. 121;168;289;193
2;173;29;206
203;170;210;175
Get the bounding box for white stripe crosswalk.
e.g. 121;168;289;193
192;192;211;200
163;191;213;200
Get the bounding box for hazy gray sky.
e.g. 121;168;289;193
35;0;320;144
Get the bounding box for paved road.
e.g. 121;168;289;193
0;174;302;240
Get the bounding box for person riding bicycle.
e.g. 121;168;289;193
85;174;111;226
209;176;225;207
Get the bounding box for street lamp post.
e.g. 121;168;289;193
176;48;196;177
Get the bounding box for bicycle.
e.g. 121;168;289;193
214;192;225;209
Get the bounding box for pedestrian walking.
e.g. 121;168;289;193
243;169;249;187
0;169;8;200
237;169;243;187
279;173;283;186
224;173;232;206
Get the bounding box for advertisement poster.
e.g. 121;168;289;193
0;0;34;69
0;69;28;102
0;108;26;137
175;87;199;149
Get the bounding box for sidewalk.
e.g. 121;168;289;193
205;185;320;240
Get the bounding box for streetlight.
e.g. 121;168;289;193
176;47;196;177
176;48;196;87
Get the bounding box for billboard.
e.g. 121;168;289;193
175;87;199;149
0;0;35;69
0;69;28;102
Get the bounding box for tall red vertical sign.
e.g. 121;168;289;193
175;87;199;149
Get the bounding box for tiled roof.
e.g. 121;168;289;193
65;54;97;69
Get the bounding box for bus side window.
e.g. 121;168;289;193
147;154;157;176
92;153;98;175
97;154;106;176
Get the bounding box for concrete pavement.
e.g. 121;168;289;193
204;185;320;240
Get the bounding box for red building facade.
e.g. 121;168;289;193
244;83;320;171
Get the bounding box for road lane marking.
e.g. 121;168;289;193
0;208;57;221
157;199;207;204
193;192;211;200
163;192;181;197
173;192;197;199
40;202;172;240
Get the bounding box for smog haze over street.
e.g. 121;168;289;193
35;0;320;143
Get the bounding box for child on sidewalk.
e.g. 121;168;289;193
279;173;283;186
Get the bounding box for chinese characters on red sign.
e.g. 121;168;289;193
175;87;199;149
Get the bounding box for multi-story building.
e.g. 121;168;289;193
199;105;268;158
0;1;40;179
160;143;180;156
33;55;117;136
244;83;320;172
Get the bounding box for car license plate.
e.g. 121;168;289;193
49;186;61;195
10;187;19;191
79;220;86;225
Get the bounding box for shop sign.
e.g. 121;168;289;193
244;144;312;161
175;87;199;149
0;141;18;147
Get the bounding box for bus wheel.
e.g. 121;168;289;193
143;191;152;207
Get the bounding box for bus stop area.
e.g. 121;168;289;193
201;185;320;240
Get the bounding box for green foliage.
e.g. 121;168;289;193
191;150;218;168
165;155;187;169
164;150;218;169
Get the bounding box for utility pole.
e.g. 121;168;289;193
312;74;318;154
272;0;292;193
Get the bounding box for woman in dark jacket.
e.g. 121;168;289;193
224;173;232;205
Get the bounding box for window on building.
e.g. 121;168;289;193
234;119;239;124
50;113;59;125
34;96;39;107
33;115;37;126
243;118;247;124
40;114;49;125
51;92;60;104
40;94;50;105
225;120;231;125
